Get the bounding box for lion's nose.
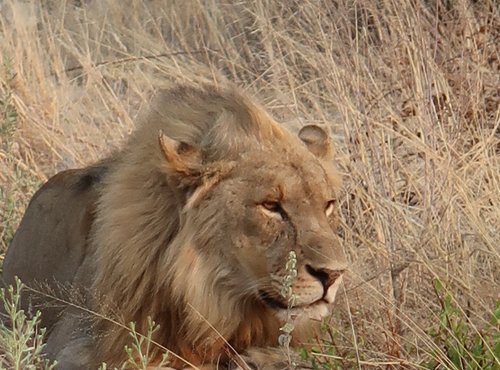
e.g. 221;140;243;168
306;264;344;291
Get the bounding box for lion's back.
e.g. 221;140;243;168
1;162;108;331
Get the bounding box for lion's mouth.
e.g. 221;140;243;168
258;290;326;311
258;290;289;310
258;289;334;321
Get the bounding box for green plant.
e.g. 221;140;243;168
0;92;17;143
122;317;169;370
422;279;499;370
96;317;170;370
0;56;18;146
0;277;56;370
298;321;362;370
279;250;299;369
0;189;18;252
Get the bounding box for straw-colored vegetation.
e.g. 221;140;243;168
0;0;498;368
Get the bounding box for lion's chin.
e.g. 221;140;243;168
258;290;332;322
274;300;331;322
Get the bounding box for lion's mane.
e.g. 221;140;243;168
91;85;300;367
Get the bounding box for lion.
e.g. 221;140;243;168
1;83;347;369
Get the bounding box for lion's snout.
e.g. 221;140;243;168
305;264;345;304
305;264;344;293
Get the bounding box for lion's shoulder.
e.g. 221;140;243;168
2;162;110;329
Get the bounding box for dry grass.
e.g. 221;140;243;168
0;0;498;368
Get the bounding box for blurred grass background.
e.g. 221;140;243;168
0;0;498;368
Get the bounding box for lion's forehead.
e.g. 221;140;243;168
235;153;338;202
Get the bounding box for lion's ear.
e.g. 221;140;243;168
159;130;201;176
298;125;333;160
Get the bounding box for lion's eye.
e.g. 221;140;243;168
325;200;336;217
260;201;287;220
262;201;281;212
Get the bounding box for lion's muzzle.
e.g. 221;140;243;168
307;264;346;305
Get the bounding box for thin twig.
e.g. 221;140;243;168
61;49;218;74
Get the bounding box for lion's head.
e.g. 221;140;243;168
170;124;346;320
87;84;347;367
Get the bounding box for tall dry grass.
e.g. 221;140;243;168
0;0;498;368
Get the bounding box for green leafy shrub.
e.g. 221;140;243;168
0;277;56;370
422;279;499;370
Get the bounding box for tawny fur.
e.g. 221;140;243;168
3;83;347;369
